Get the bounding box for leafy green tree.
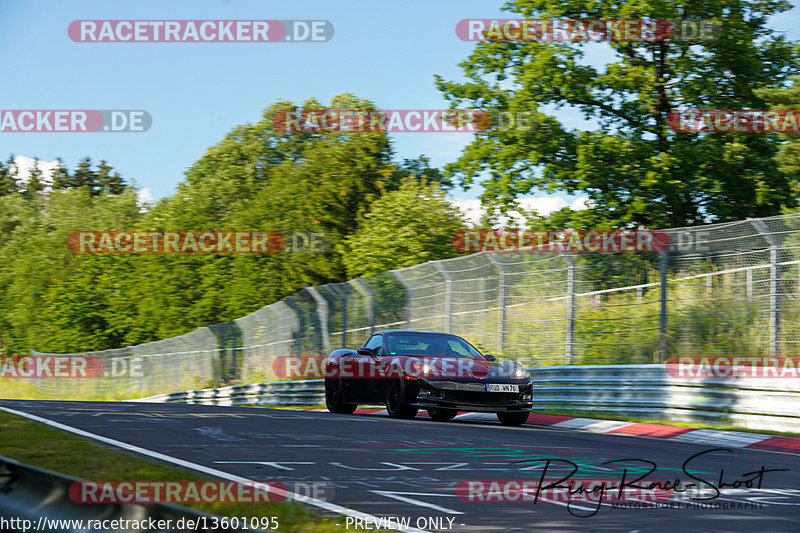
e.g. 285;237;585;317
756;72;800;180
342;177;467;278
393;156;452;189
0;188;142;354
436;0;800;228
151;93;397;313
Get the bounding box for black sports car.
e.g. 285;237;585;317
324;330;533;425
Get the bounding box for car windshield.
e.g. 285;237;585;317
384;333;484;359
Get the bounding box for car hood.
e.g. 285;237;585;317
392;355;527;380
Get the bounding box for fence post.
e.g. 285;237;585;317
770;247;781;356
328;283;348;348
486;254;507;355
432;262;453;333
305;286;331;355
751;219;781;356
273;300;297;359
659;252;669;362
563;254;576;364
390;270;412;328
352;278;376;336
746;268;753;298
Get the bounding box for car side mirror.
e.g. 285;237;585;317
357;347;375;357
483;354;497;362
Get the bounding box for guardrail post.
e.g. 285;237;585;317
305;286;331;355
352;278;376;336
390;269;412;328
563;254;576;364
659;252;669;362
486;254;507;354
432;262;453;333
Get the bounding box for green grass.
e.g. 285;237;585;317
0;412;361;532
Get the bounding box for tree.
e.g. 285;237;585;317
51;158;71;190
72;156;98;193
342;177;467;278
24;158;44;200
436;0;800;228
392;156;452;189
0;155;18;196
96;159;126;195
0;157;16;196
756;73;800;181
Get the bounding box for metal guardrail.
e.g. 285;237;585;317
0;455;263;533
131;365;800;433
132;379;326;407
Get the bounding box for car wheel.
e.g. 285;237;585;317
427;408;457;421
497;411;530;426
325;377;357;414
385;378;418;419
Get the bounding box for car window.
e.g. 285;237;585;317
446;340;473;357
364;334;382;356
384;333;482;358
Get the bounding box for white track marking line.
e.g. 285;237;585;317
0;406;433;533
214;461;313;470
370;491;464;514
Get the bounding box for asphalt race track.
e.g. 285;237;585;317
1;400;798;533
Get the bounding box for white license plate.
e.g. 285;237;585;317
486;384;519;392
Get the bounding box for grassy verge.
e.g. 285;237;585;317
0;411;351;532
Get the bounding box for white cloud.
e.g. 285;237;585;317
450;198;483;225
569;196;591;210
449;194;590;228
13;155;57;188
136;187;154;211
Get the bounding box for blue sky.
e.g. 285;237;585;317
2;0;799;218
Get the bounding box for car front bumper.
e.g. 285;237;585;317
412;378;533;413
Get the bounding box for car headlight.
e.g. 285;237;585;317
512;366;530;380
410;360;436;376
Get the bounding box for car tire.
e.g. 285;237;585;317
497;411;530;426
385;378;418;419
427;408;458;421
325;376;357;414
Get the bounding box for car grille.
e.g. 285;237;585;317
442;390;519;403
